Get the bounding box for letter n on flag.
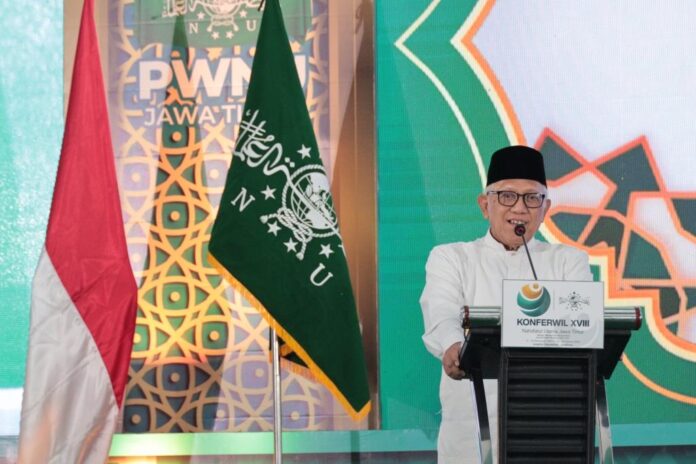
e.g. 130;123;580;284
208;0;370;420
18;0;137;462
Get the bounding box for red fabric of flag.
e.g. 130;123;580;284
18;0;137;461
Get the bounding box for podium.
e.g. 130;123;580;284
459;306;642;464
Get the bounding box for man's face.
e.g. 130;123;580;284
477;179;551;249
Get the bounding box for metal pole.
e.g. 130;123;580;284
470;370;493;464
271;328;283;464
596;378;614;464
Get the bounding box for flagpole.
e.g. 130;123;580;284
271;328;283;463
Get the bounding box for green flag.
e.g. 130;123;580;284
208;0;370;420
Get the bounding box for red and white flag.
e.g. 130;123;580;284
17;0;137;462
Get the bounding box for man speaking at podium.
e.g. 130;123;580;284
420;145;592;463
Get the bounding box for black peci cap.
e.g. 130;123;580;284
486;145;547;186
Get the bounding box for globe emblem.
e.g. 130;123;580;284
283;166;338;237
199;0;247;16
517;283;551;317
194;0;258;32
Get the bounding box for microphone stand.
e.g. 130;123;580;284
514;225;538;280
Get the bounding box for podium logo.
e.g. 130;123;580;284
517;283;551;317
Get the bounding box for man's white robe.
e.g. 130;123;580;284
420;231;592;463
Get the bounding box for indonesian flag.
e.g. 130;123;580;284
17;0;137;462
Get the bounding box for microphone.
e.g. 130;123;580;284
515;224;538;280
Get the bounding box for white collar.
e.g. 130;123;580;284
483;229;539;253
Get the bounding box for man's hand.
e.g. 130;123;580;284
443;342;465;380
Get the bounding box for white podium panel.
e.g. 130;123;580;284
501;280;604;349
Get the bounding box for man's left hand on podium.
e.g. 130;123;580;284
443;342;466;380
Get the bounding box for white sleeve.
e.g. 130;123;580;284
419;246;466;360
564;247;593;281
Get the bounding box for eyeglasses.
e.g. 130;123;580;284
486;190;546;208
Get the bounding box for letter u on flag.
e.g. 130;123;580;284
18;0;138;462
208;0;371;419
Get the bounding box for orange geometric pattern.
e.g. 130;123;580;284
539;129;696;350
538;129;696;403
